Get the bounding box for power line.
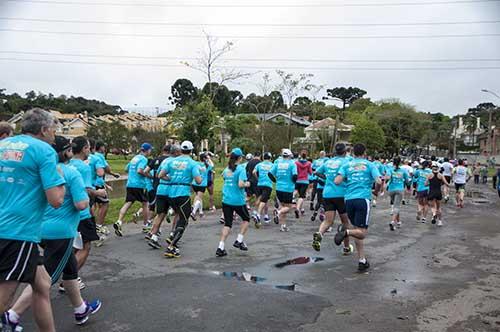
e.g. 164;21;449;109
6;0;500;7
1;57;499;70
1;17;499;27
1;28;499;39
2;50;499;63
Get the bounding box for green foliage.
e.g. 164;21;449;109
169;78;199;108
326;87;367;119
87;121;130;152
173;95;217;150
350;116;386;154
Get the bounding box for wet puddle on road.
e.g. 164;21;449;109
212;256;325;292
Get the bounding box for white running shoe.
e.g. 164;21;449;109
437;220;443;227
280;224;289;232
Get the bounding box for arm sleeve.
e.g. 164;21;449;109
39;148;65;190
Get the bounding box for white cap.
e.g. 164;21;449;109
245;153;253;160
180;140;194;151
282;149;293;157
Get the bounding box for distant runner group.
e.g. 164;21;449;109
0;109;491;331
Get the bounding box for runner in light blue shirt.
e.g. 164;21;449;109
414;160;433;223
386;157;410;230
252;152;274;225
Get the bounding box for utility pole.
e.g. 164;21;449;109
481;89;499;157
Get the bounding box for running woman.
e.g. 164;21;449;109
441;158;453;202
216;148;252;257
333;143;382;272
269;149;298;232
191;152;209;220
311;152;328;222
400;160;414;205
453;159;471;208
386;157;410;231
69;137;106;288
252;152;274;226
0;109;65;332
310;151;327;211
163;141;202;258
371;156;386;207
114;143;153;236
294;150;312;218
426;164;450;227
312;143;353;254
414;161;432;223
5;136;101;329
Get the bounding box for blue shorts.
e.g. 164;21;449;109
345;199;371;229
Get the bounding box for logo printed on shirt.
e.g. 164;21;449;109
278;163;290;170
351;163;368;171
1;150;25;162
173;161;188;170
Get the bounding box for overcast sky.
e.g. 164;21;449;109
0;0;499;116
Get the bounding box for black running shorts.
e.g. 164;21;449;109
295;183;308;198
256;186;272;203
222;203;251;228
126;187;148;203
416;190;429;199
78;217;100;243
276;191;294;204
323;197;346;214
0;239;40;284
156;195;171;215
192;185;206;193
455;183;466;192
40;239;78;285
147;189;157;211
428;192;443;201
94;185;110;204
345;199;371;229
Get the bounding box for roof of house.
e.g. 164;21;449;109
305;117;354;131
244;113;311;126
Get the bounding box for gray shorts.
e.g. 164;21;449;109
389;191;403;214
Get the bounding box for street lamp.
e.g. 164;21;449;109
480;89;499;156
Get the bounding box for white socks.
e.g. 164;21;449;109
151;234;158;242
74;302;87;314
218;241;225;250
7;310;20;323
237;234;244;243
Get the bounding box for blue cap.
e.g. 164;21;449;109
141;143;153;151
231;148;243;157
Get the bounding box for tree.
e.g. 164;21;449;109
269;91;285;111
169;78;198;107
350;116;386;154
276;70;314;147
326;87;367;120
172;96;217;150
87;121;130;155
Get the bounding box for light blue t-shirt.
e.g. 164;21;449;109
387;166;410;192
339;158;381;201
222;164;247;206
312;157;329;189
156;157;172;197
192;161;208;187
166;156;201;198
317;156;348;198
372;161;386;176
89;153;106;187
126;154;148;189
94;152;108;186
270;158;298;193
255;160;273;188
41;163;88;240
0;135;66;242
69;158;93;220
415;168;432;192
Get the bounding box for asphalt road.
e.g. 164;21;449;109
20;183;500;332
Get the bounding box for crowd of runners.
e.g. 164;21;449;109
0;110;498;331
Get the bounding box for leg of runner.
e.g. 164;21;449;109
115;201;133;236
0;282;18;313
279;204;291;232
31;266;55;331
147;213;166;248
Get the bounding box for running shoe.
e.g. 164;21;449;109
431;215;437;225
300;209;305;216
280;224;289;232
132;211;140;224
343;244;354;256
1;311;22;332
148;238;162;249
421;218;427;224
358;260;370;272
437;220;443;227
75;299;102;325
402;200;406;205
113;221;123;237
59;278;86;292
145;232;152;241
444;196;449;203
233;241;248;251
94;235;106;248
396;221;402;228
252;214;261;229
273;210;279;224
263;215;270;223
294;209;300;219
142;222;152;233
372;200;377;208
312;232;322;251
199;211;204;218
164;246;180;258
216;248;227;257
389;222;395;231
326;226;333;232
165;234;174;245
190;211;197;222
334;224;347;246
219;216;225;224
310;212;317;222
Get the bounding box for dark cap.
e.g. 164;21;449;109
52;135;72;153
335;143;346;155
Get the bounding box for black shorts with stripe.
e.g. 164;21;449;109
0;239;40;284
40;238;78;285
